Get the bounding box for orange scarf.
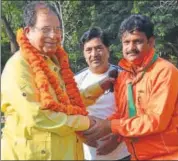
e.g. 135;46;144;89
119;49;155;73
119;49;155;85
16;28;88;115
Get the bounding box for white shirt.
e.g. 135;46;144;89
75;65;130;160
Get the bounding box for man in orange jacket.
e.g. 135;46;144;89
83;14;178;160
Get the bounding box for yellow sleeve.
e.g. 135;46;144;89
1;53;89;136
80;83;104;106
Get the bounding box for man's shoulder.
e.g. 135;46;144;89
154;57;177;73
2;50;30;76
3;51;22;70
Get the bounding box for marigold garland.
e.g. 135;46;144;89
16;28;88;115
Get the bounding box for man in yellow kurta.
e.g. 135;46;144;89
1;1;114;160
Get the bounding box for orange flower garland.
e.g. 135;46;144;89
17;28;88;115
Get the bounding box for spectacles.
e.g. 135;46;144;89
33;26;62;35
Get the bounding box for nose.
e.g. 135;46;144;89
128;42;136;51
48;30;59;39
91;48;98;57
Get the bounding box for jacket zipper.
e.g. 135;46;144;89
131;141;139;160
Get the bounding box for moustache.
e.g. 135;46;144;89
92;57;101;62
126;49;140;55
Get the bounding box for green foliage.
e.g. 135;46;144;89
1;1;25;71
62;0;133;72
2;1;24;34
130;0;178;66
1;0;178;73
1;28;9;44
1;44;11;73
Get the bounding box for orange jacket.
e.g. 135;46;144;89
109;50;178;160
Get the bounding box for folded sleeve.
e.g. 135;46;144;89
74;73;104;107
80;83;104;106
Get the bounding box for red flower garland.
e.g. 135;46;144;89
17;28;88;115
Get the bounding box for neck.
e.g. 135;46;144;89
90;64;110;74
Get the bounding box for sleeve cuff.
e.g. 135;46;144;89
84;82;104;98
67;115;90;131
81;83;104;106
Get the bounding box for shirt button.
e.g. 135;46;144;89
41;150;46;154
22;92;26;96
54;67;58;72
43;55;48;60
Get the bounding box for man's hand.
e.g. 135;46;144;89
88;115;96;128
83;116;112;141
96;133;119;155
99;77;115;91
84;139;98;148
76;116;96;139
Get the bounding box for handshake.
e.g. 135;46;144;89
78;116;120;155
77;68;120;154
78;116;112;147
80;68;119;142
84;116;112;141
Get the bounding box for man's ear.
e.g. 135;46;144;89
148;36;155;48
24;27;30;38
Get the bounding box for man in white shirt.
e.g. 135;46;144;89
75;27;130;160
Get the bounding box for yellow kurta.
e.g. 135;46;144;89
1;51;104;160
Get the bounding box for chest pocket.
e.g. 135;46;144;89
14;128;51;160
19;64;40;103
19;83;40;103
26;130;51;160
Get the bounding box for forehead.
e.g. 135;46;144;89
35;9;60;27
122;30;147;40
84;38;105;48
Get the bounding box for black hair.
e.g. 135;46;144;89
23;1;61;27
80;27;110;49
119;14;154;39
